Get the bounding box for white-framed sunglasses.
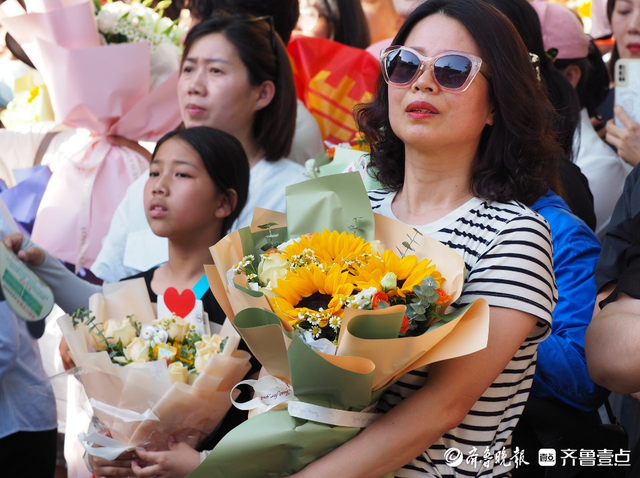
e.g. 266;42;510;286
380;46;491;92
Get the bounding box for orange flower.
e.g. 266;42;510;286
371;291;390;309
435;288;450;305
400;315;410;334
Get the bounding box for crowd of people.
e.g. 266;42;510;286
1;0;640;476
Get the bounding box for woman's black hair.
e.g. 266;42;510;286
182;14;297;162
187;0;299;45
152;127;250;233
315;0;371;49
355;0;562;206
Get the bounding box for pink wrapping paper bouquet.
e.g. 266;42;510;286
0;0;183;270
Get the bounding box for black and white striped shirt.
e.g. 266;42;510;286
369;190;557;478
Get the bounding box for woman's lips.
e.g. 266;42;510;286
627;43;640;54
185;103;206;116
406;101;439;118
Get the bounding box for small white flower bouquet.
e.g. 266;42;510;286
58;279;251;458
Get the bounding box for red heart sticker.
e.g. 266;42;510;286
163;287;196;318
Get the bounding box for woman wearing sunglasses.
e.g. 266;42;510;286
291;0;559;476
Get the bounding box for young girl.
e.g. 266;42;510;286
4;126;251;477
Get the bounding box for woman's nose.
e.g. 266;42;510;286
411;63;438;93
187;69;206;95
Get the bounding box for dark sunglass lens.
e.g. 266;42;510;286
433;55;472;89
386;49;420;84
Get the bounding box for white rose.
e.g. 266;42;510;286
167;362;189;383
96;10;119;34
156;16;173;34
103;1;129;17
125;337;150;363
258;252;289;289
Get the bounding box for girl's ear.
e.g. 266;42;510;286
214;189;238;220
255;80;276;111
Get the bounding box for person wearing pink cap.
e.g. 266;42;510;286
532;0;630;239
605;0;640;168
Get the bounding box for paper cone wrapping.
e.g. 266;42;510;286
57;278;251;452
0;0;182;268
190;174;490;478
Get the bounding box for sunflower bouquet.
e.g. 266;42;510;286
189;173;489;478
231;228;453;350
57;279;251;459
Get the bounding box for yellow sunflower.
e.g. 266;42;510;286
270;263;355;340
281;230;374;271
353;249;443;298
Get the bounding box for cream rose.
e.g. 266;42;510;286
194;334;227;373
168;319;189;343
125;337;151;363
96;9;119;34
167;362;189;383
90;329;109;351
103;318;137;347
258;252;289;289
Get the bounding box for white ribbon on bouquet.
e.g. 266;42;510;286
77;398;160;460
231;375;381;428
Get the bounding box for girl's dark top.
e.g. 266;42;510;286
122;266;259;450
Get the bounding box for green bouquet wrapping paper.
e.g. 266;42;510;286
190;173;490;478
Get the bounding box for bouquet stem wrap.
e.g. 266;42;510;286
189;173;490;477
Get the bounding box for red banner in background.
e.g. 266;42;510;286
288;36;380;145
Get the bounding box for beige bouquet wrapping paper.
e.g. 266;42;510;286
57;278;251;458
